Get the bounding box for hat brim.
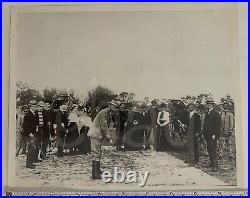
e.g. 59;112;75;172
108;102;117;106
206;101;215;104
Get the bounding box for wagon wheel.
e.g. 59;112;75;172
165;122;187;148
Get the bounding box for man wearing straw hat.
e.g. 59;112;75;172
87;100;117;179
203;97;221;171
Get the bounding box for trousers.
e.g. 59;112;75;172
218;134;233;158
90;137;102;161
205;137;218;167
26;136;39;166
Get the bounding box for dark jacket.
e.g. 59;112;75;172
23;110;38;137
54;110;68;137
187;112;201;135
91;109;99;122
203;109;221;139
42;110;51;138
148;107;158;127
138;111;151;126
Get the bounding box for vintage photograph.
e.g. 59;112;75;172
3;3;248;195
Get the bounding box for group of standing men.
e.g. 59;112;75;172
17;95;235;177
88;96;235;179
22;100;51;169
19;100;92;169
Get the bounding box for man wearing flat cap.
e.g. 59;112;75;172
23;100;39;169
218;101;234;159
87;100;117;179
203;97;221;171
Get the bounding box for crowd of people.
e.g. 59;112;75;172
16;93;235;180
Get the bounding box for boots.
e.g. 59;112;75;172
96;161;103;175
92;161;102;179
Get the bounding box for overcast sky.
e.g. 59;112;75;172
16;7;239;102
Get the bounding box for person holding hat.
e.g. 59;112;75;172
203;97;221;171
87;100;117;179
218;101;234;159
23;100;39;169
186;103;201;164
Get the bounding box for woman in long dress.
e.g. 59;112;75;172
77;109;92;154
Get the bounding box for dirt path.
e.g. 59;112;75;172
14;147;228;192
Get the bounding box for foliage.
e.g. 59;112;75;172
88;86;116;108
42;87;59;103
16;81;42;107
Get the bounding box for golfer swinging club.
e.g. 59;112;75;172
87;100;117;179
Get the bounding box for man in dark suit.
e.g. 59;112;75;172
115;103;128;151
23;100;39;169
40;102;51;159
55;104;69;157
140;104;151;150
148;99;159;150
186;103;201;163
203;98;221;171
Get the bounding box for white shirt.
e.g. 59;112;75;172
208;108;213;114
189;111;195;118
157;110;170;126
78;114;92;128
68;112;79;123
30;109;35;115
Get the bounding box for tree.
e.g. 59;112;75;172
88;86;116;108
42;87;59;103
16;81;42;107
